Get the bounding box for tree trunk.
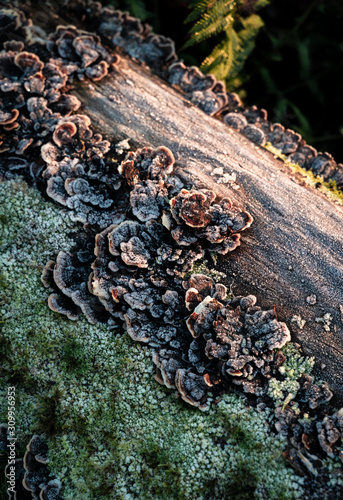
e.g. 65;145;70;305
73;54;343;401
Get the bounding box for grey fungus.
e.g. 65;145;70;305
153;349;185;389
2;428;63;498
182;282;291;398
84;60;109;81
309;152;337;180
175;369;210;411
316;410;343;458
297;375;333;410
266;125;302;155
40;479;63;500
96;9;175;69
44;250;110;325
242;124;266;146
223;112;247;130
14;51;44;74
48;25;118;81
168;61;228;116
288;144;317;169
48;292;80;321
0;10;118;173
118;145;175;184
22;435;50;496
0;108;19;125
130;179;168;222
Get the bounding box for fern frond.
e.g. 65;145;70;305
184;0;212;24
185;0;266;86
227;14;264;80
184;0;237;48
200;40;229;74
189;0;237;36
201;29;240;81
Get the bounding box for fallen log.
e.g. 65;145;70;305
73;53;343;402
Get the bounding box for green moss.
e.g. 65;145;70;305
264;142;343;205
268;343;315;406
0;179;306;499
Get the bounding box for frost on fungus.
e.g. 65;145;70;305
0;7;118;179
38;123;343;480
25;0;343;189
40;139;300;413
168;62;228;116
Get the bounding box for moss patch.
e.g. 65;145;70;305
264;142;343;205
0;179;307;499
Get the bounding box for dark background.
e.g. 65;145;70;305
108;0;343;163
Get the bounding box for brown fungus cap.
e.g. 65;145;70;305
170;189;252;254
118;145;175;185
14;51;44;74
52;120;78;147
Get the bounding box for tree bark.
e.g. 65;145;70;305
73;54;343;402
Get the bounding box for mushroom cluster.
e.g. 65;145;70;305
47;25;118;82
0;6;118;179
2;2;343;483
168;62;228;116
41;114;126;229
181;276;291;398
170;188;253;254
273;390;343;476
96;8;176;70
2;430;63;500
39;135;343;462
221;108;343;187
40;141;343;467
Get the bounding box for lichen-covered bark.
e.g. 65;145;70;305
73;55;343;401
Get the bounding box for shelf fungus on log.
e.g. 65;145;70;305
42;250;111;325
26;1;343;189
170;189;253;254
47;25;119;82
96;8;176;70
168;62;228;116
41;115;127;229
0;9;119;179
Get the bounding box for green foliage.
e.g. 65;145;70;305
184;0;238;46
268;343;315;406
184;0;269;85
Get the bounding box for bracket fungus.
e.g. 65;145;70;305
96;8;175;70
0;9;119;180
170;188;253;254
168;62;228;116
47;25;118;81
